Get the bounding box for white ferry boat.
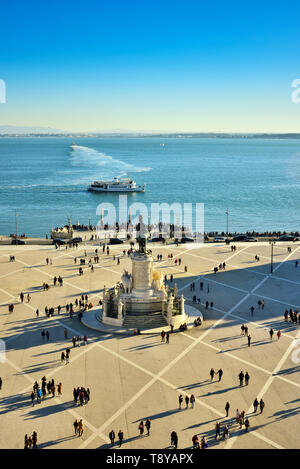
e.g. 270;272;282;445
87;177;145;192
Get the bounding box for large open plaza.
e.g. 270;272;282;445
0;239;300;449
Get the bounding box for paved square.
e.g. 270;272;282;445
0;240;300;449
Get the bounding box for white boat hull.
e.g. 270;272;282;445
88;187;145;192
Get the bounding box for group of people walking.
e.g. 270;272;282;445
73;386;90;405
30;377;62;405
178;394;196;409
24;432;38;449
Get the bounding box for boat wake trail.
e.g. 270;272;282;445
69;144;152;178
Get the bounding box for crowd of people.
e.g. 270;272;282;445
9;236;297;450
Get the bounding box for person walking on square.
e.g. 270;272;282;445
185;395;189;408
161;330;165;342
201;436;207;449
179;394;183;409
250;306;254;316
245;372;250;386
118;430;124;446
269;328;274;340
225;401;230;417
145;419;151;436
277;330;281;340
32;431;37;449
190;394;195;408
65;348;70;364
78;420;83;437
171;431;178;449
73;419;79;436
248;334;251;347
192;434;200;449
166;332;169;344
245;418;250;432
215;422;221;439
222;425;229;439
217;369;223;381
210;368;215;381
46;330;50;341
109;430;115;446
238;371;244;386
260;399;265;414
138;421;144;436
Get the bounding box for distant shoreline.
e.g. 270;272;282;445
1;133;300;139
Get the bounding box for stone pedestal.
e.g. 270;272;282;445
131;252;153;298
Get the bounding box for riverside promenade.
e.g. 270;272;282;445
0;239;300;449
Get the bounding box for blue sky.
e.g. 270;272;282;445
1;0;300;132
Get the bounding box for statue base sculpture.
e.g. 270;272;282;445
100;242;188;330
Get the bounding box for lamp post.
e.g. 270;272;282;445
15;210;18;241
225;209;229;242
269;239;276;273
